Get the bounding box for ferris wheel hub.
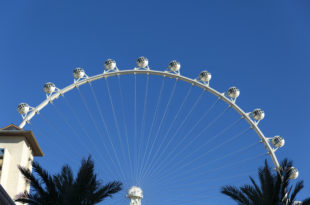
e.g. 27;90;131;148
127;186;143;205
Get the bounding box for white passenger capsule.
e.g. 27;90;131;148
272;135;285;148
73;67;85;79
252;109;265;121
288;167;299;179
199;71;212;82
169;60;181;72
43;82;56;94
137;56;149;68
227;87;240;98
104;59;116;70
17;103;30;115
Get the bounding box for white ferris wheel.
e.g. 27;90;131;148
16;57;298;205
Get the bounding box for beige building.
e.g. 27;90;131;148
0;124;43;204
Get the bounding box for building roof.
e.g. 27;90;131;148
1;124;22;131
0;124;44;156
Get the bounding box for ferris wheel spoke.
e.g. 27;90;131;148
154;184;222;204
134;74;138;182
136;75;150;185
160;145;259;189
165;180;250;202
148;99;221;176
143;92;219;179
77;87;127;181
154;125;252;183
157;167;258;197
157;152;267;187
175;117;245;168
60;96;119;175
165;88;206;143
50;101;122;173
141;84;193;180
139;75;150;143
151;171;250;202
165;98;221;156
88;83;131;180
168;106;234;164
163;186;220;199
192;141;259;174
154;139;259;185
138;76;166;181
149;105;232;179
62;97;100;154
50;103;92;154
194;126;251;161
139;78;178;179
144;97;221;180
27;122;80;167
163;185;238;205
191;105;232;143
117;75;134;182
35;113;81;166
166;169;258;191
104;79;129;181
160;149;257;189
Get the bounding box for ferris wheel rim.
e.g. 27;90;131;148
18;68;281;170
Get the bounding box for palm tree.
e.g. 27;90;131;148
15;156;122;205
221;159;310;205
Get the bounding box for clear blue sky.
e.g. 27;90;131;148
0;0;310;204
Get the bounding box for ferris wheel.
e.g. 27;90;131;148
16;57;298;205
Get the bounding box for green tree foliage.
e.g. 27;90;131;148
221;159;310;205
15;156;122;205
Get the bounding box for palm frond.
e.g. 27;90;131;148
15;191;41;205
240;185;261;203
32;161;57;196
18;165;46;198
17;156;123;205
221;158;309;205
93;181;123;203
249;177;262;198
290;181;304;203
221;185;251;205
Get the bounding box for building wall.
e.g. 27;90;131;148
0;136;32;204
